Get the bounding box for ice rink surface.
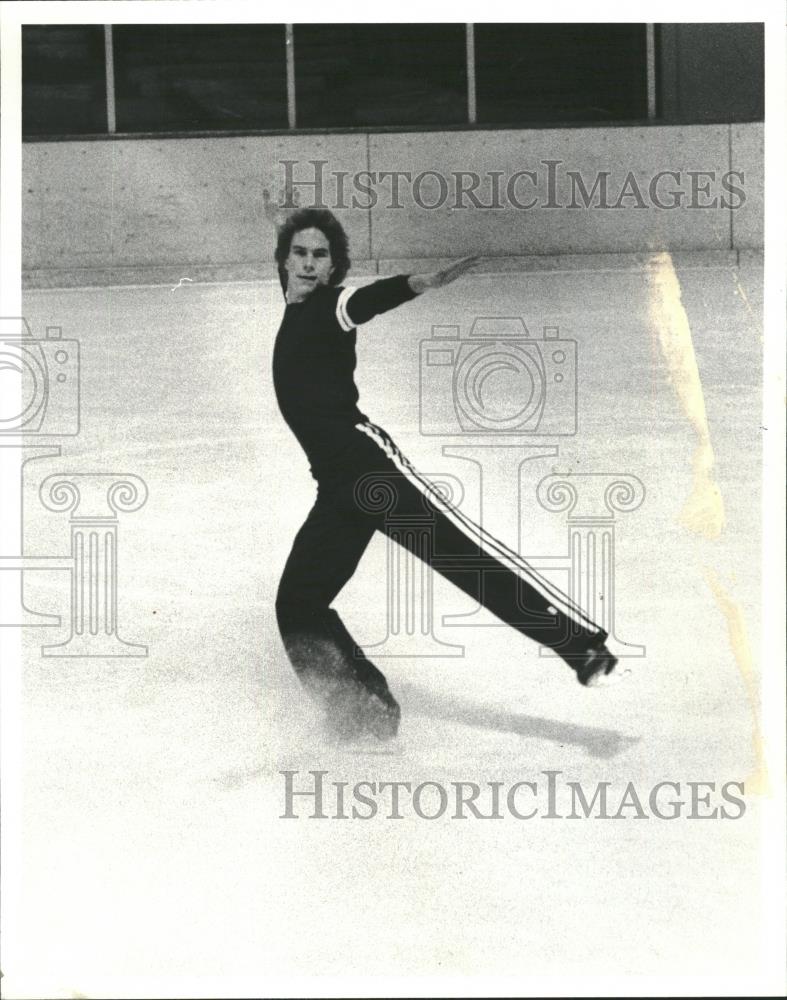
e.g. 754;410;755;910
14;256;767;996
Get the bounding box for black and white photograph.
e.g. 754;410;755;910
0;1;784;997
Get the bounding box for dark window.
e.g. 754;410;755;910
657;24;764;123
21;22;763;139
294;24;467;128
475;24;648;124
113;24;288;132
23;25;107;136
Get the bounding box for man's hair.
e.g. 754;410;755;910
274;208;350;292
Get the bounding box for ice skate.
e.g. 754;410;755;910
325;683;401;742
568;644;629;687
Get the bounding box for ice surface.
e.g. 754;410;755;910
12;259;765;994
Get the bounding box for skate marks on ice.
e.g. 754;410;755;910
397;681;638;760
212;738;407;791
208;700;408;792
208;692;634;794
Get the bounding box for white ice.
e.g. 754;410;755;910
10;257;766;996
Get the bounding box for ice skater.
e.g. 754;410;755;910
268;198;622;741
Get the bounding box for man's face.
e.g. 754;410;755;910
284;227;334;302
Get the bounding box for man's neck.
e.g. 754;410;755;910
286;287;310;305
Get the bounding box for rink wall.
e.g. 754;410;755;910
22;122;762;287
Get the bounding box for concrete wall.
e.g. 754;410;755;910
23;122;762;287
730;123;764;251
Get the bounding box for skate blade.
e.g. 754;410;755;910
585;663;633;688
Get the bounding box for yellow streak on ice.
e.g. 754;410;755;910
647;252;725;538
705;568;769;796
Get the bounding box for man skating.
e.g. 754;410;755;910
270;205;622;741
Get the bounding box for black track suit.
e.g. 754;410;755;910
272;275;606;734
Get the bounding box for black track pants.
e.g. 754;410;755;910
275;422;606;704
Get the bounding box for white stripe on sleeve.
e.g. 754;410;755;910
335;287;356;332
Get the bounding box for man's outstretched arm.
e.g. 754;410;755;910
407;256;483;295
341;257;483;330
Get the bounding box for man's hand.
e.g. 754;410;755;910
408;256;484;295
262;186;301;231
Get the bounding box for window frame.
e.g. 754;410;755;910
21;22;666;141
